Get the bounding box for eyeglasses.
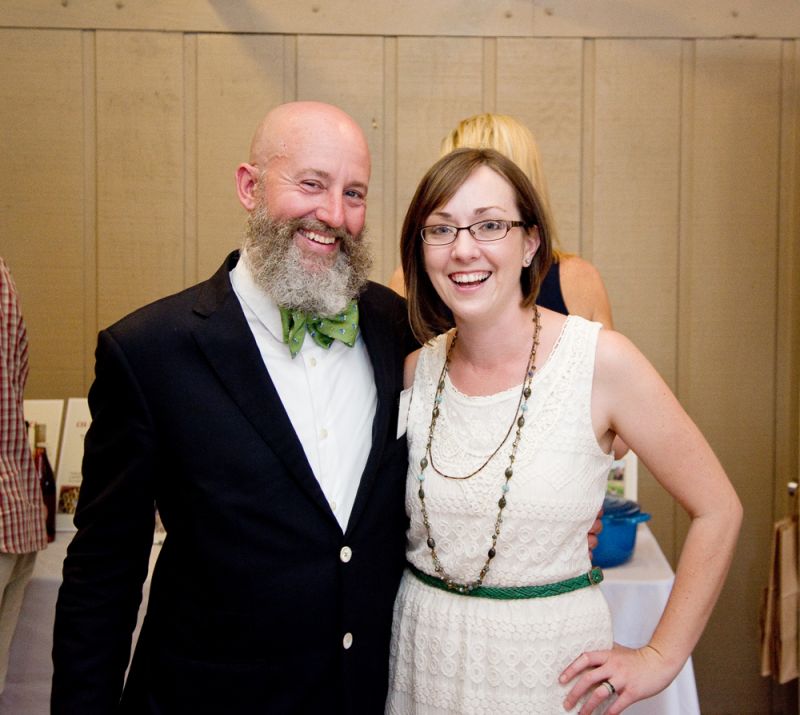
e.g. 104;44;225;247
420;219;526;246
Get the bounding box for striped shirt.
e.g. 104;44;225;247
0;258;47;553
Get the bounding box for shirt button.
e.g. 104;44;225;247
340;546;352;563
309;357;317;367
320;428;328;439
343;632;353;649
330;500;337;512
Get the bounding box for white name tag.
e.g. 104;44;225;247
397;387;412;439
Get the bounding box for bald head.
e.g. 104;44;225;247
249;101;370;174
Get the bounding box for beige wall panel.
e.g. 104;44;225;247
775;40;800;522
382;39;399;279
0;0;534;37
296;35;388;280
182;34;198;287
591;39;682;367
396;38;484;241
95;31;185;329
195;34;288;280
3;0;800;38
589;40;683;557
680;39;781;714
0;29;85;399
496;39;584;253
531;0;800;39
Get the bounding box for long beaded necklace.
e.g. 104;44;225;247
416;307;542;593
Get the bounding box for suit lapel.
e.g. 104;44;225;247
190;253;335;521
346;287;400;532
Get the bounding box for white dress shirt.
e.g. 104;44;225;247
230;256;377;530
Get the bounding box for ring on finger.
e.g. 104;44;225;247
601;680;616;696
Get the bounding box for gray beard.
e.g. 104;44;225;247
241;207;373;315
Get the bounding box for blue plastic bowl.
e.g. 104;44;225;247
592;496;651;568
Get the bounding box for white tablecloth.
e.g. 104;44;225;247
0;525;698;714
599;525;701;714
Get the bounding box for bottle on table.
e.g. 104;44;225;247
34;423;56;542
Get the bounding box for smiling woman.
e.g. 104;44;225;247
386;147;742;714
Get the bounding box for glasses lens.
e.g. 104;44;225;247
472;220;508;241
422;225;456;244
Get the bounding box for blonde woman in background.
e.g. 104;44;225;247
388;113;613;329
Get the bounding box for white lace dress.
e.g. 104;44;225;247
386;316;614;714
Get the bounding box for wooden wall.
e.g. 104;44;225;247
1;2;799;712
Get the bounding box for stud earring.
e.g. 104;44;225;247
523;255;533;267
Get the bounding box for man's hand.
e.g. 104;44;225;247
588;508;603;556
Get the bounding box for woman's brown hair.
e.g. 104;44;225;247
401;147;553;344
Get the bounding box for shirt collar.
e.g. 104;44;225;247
230;251;284;343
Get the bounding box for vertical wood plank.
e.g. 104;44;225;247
581;40;597;266
382;37;399;280
95;31;184;328
284;35;297;103
0;28;85;398
482;37;497;113
183;34;198;287
396;37;484;241
771;38;800;713
680;38;782;713
590;39;684;557
296;35;386;280
496;38;584;253
195;34;287;280
591;39;682;375
82;30;98;391
776;40;800;525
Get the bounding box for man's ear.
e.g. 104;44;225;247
236;163;260;211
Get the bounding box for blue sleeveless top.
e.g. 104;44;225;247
536;261;568;315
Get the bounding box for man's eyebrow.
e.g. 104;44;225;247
297;168;331;180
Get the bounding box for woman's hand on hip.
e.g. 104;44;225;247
559;642;678;714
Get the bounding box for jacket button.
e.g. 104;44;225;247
343;632;353;649
340;546;352;563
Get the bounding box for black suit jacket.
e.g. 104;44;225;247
52;252;416;714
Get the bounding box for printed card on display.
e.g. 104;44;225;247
55;398;91;531
23;399;65;468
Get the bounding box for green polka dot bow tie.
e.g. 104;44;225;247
279;301;359;358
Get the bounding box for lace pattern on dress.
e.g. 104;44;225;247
388;317;614;714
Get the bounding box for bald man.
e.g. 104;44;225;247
52;102;416;714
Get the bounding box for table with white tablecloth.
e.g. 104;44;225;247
0;524;698;714
599;525;701;714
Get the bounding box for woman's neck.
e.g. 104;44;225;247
447;306;536;394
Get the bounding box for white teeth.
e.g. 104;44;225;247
451;272;490;284
302;230;336;245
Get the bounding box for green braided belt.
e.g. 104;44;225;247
407;563;604;600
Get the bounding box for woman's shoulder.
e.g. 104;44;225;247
593;327;649;385
403;349;421;389
403;332;449;389
557;255;614;328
